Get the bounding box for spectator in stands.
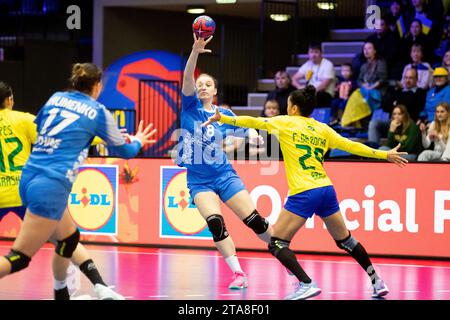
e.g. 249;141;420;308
386;0;404;36
418;102;450;161
264;70;296;116
437;49;450;75
409;0;444;51
379;104;421;160
292;43;335;107
358;41;388;109
341;43;387;129
420;67;450;122
369;68;426;143
330;63;356;123
435;21;450;59
366;17;403;80
262;99;280;118
400;44;433;90
254;99;281;160
401;19;433;64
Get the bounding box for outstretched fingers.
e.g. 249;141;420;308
144;128;157;140
204;36;213;45
142;123;154;135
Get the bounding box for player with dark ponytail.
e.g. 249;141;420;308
203;85;408;300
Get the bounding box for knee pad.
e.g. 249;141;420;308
243;210;269;235
206;215;229;242
55;229;80;258
4;249;31;274
268;237;290;258
335;233;359;253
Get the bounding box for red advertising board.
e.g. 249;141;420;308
0;158;449;258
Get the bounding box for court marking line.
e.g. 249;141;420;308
437;290;450;293
185;294;205;297
219;293;241;296
1;245;450;270
148;295;169;298
328;291;347;294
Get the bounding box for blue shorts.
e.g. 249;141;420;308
284;186;340;220
0;206;26;221
19;171;71;221
188;170;246;203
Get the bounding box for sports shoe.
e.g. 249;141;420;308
285;281;321;300
94;284;125;300
228;271;248;290
372;279;389;298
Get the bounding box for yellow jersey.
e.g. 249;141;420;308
0;108;37;208
220;114;388;196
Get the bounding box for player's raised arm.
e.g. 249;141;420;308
182;34;213;96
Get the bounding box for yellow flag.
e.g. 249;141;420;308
341;89;372;127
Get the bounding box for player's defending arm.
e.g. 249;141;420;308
203;108;271;131
182;34;213;97
327;126;408;167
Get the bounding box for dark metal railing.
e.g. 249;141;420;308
137;79;181;158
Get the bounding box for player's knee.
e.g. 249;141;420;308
55;229;80;258
4;249;31;274
206;214;229;242
268;237;290;258
243;210;269;235
335;232;359;253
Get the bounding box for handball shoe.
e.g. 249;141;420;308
94;284;125;300
228;271;248;290
372;279;389;298
285;281;321;300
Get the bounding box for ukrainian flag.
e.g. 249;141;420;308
341;89;372;128
397;15;406;38
417;15;433;35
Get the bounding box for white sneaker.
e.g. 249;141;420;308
285;281;321;300
94;284;125;300
372;279;389;298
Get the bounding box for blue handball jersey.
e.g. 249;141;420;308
24;91;141;189
175;93;248;180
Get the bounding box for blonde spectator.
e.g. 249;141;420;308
418;102;450;161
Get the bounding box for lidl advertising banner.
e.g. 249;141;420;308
160;166;211;240
0;158;449;258
67;165;119;235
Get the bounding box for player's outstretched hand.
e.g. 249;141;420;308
387;143;408;167
192;33;213;54
202;107;222;127
133;121;157;147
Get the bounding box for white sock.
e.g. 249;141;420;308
54;279;67;290
225;255;243;273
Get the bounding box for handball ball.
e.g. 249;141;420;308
192;15;216;39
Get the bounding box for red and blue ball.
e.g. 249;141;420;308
192;15;216;39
